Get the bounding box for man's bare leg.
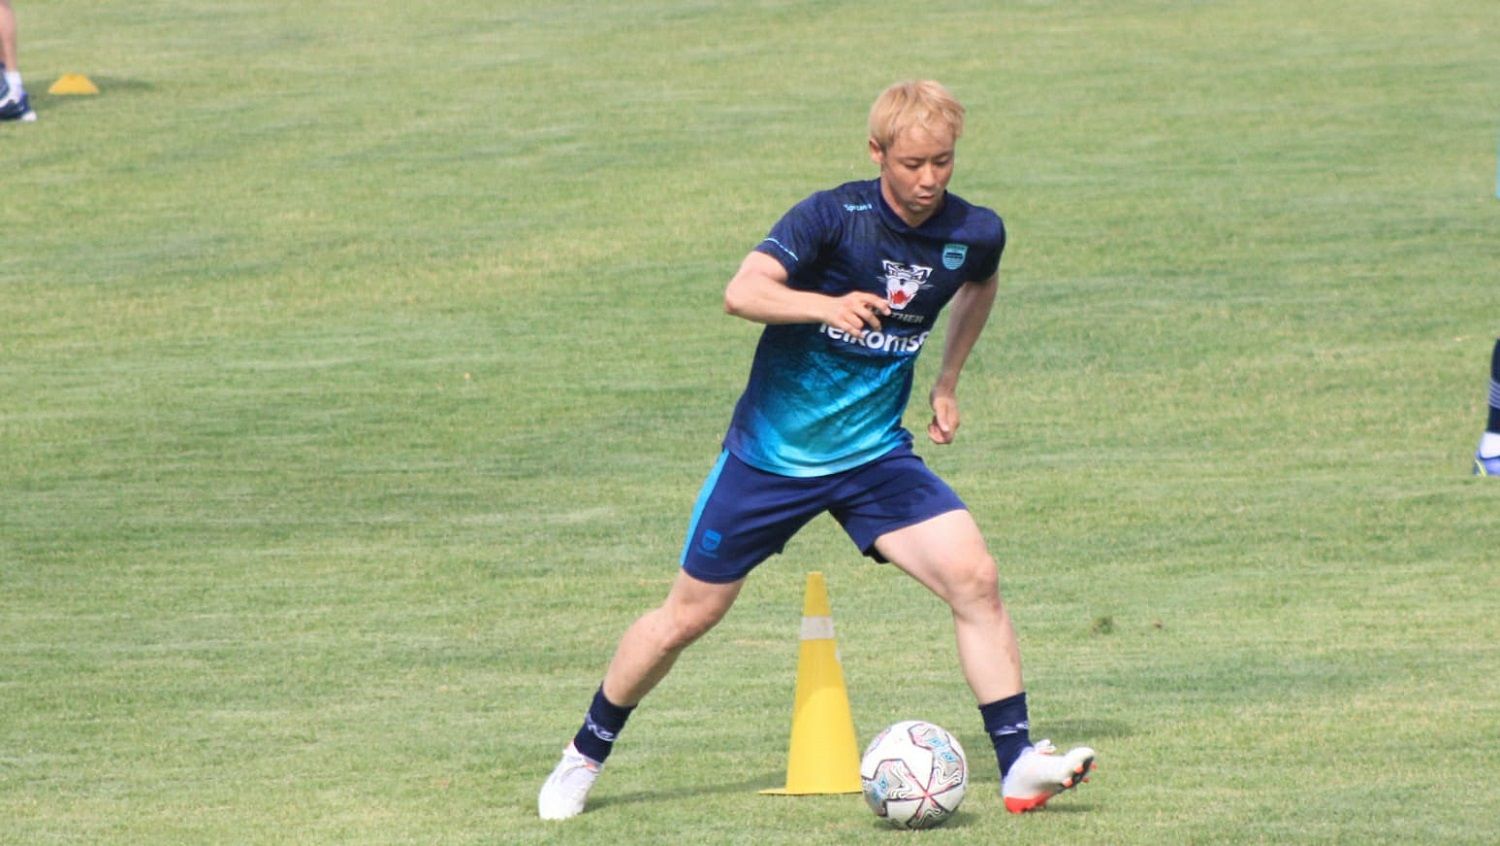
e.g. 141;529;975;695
540;570;743;820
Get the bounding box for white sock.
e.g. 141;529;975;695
1480;431;1500;459
3;71;21;95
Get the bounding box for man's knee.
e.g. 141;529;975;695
946;554;1002;611
657;601;726;651
651;570;743;652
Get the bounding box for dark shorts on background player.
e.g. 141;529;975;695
679;444;968;583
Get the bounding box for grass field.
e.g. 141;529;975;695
3;1;1499;843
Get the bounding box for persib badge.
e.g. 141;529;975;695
942;243;968;270
699;529;722;557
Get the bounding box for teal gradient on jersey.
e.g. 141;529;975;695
723;179;1004;478
727;325;915;477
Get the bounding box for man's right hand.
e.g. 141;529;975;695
824;291;891;337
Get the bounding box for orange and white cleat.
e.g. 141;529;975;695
1000;739;1096;813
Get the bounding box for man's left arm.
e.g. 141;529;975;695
928;272;999;445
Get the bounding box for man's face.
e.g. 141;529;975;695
870;126;955;227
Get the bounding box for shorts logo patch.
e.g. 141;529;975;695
699;529;722;557
942;243;967;270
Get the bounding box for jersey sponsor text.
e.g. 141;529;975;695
821;323;931;354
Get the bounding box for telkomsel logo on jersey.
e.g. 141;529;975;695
882;260;932;310
821;324;931;354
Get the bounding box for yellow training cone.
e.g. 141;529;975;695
49;74;99;95
761;571;862;795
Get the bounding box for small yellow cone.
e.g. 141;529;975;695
49;74;99;95
761;571;862;795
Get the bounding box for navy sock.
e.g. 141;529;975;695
571;686;634;765
1487;339;1500;435
979;691;1031;777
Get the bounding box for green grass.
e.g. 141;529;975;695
3;0;1499;843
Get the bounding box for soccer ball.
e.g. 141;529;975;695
859;720;968;829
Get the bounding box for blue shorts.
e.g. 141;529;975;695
679;444;968;584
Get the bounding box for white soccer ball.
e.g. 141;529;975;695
859;720;968;829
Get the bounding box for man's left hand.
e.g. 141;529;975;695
928;389;960;444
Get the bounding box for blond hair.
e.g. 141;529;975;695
868;80;965;151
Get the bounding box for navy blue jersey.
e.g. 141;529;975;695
724;178;1005;477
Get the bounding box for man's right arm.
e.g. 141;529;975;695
723;250;890;336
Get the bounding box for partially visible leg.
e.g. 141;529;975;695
0;0;33;122
0;0;18;73
1477;339;1500;475
874;509;1094;813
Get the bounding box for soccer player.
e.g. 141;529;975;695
1475;339;1500;476
538;80;1096;820
0;0;36;123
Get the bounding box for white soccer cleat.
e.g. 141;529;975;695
1000;739;1096;813
537;742;602;820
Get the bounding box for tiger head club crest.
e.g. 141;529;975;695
881;260;933;310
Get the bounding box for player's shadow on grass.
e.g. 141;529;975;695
865;809;978;831
855;804;1099;830
591;775;856;813
578;780;1094;822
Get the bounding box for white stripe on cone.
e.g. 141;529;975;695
800;615;835;641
